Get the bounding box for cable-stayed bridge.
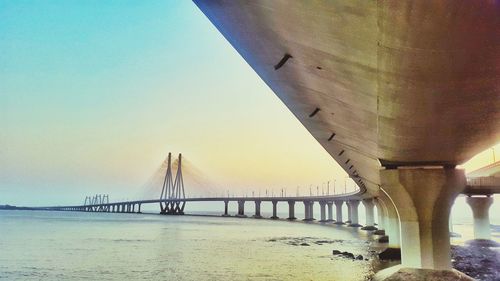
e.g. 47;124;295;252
35;153;499;236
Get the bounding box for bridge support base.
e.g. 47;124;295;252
378;192;401;249
270;201;279;219
373;265;473;281
380;167;466;271
319;201;327;222
287;201;296;220
253;201;262;218
466;196;493;240
361;198;377;230
347;200;362;227
236;200;246;218
334;201;345;225
326;202;334;222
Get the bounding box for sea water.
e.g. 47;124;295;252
0;210;377;281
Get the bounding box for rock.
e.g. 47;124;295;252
378;236;389;243
373;229;386;235
465;239;500;248
451;243;500;281
378;248;401;260
341;251;355;259
356;255;363;260
332;250;342;255
300;243;310;246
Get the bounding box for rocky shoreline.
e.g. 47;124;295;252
451;243;500;281
268;236;500;281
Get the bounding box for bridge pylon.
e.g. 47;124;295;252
159;153;186;215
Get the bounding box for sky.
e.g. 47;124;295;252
0;1;346;205
0;1;498;209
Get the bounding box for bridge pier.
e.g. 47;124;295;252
319;201;327;222
378;192;400;249
374;198;386;234
137;203;142;213
303;201;314;221
303;201;309;220
375;168;467;279
271;201;279;219
466;195;493;241
334;200;344;224
236;200;247;218
327;202;334;222
253;201;262;218
309;201;315;220
346;201;352;224
361;198;377;230
222;200;230;217
287;201;296;220
348;200;362;227
131;204;135;213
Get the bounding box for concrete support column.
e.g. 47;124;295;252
380;168;466;270
309;201;315;220
223;200;229;216
334;200;344;224
271;201;279;219
374;198;385;231
346;201;352;223
253;201;262;218
303;201;310;220
379;192;400;248
466;196;493;240
236;200;247;218
132;204;135;213
137;203;142;213
348;200;361;227
287;201;296;220
361;198;377;230
327;202;334;222
319;201;327;222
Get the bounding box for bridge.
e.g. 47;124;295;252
39;153;499;250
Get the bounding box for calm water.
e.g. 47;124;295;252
0;211;379;281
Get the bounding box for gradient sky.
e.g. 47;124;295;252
1;1;498;207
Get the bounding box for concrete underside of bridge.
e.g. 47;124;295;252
194;0;500;279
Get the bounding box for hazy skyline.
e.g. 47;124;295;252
1;1;498;206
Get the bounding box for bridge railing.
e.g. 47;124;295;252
466;176;500;187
